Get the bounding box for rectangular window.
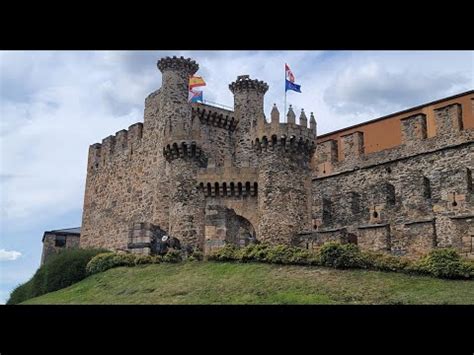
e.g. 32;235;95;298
423;177;432;199
55;236;66;247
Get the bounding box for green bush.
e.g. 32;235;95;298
6;248;106;304
319;242;364;269
6;280;34;305
86;252;137;275
162;249;183;263
236;243;270;263
263;245;314;265
208;244;238;262
188;248;204;262
361;252;411;272
134;255;161;265
415;248;472;279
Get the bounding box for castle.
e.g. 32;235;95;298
42;56;474;263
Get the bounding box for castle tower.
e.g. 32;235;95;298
158;56;206;250
252;104;316;244
229;75;269;167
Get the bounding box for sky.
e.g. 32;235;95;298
0;50;473;303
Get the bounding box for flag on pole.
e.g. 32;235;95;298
189;76;206;90
188;89;203;103
285;64;302;93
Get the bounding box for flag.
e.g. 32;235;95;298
189;76;206;90
285;63;302;93
188;89;203;103
285;64;295;83
285;81;301;93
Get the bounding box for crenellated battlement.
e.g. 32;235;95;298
87;122;144;172
157;56;199;76
229;75;269;94
191;103;238;131
163;141;207;165
251;104;316;156
196;159;258;198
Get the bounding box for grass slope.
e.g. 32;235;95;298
23;262;474;304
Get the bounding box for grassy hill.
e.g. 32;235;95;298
23;262;474;304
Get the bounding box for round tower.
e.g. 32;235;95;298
158;56;206;250
229;75;269;167
253;104;317;245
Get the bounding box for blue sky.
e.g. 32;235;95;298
0;50;473;303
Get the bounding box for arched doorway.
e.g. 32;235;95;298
204;205;257;254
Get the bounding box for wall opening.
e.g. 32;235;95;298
55;236;66;247
423;177;432;199
322;198;332;225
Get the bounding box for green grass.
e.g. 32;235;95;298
22;262;474;304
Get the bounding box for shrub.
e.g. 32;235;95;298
361;252;411;272
208;244;238;262
235;243;270;263
6;280;34;305
162;249;183;263
6;248;106;304
188;248;204;262
86;252;137;275
134;255;158;265
262;245;313;265
319;242;364;269
415;248;472;279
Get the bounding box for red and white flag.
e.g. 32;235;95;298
285;63;295;83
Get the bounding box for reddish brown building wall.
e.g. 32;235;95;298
318;91;473;160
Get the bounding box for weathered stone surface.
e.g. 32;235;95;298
78;55;474;259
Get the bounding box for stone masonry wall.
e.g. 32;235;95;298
79;55;472;259
312;103;474;257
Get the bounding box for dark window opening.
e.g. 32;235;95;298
467;168;473;192
223;183;227;197
348;233;358;245
386;183;396;205
55;236;66;247
230;182;235;196
322;198;332;224
238;182;243;196
423;177;431;199
215;182;220;196
386;167;392;173
253;182;258;196
245;182;251;196
207;183;211;196
373;211;379;218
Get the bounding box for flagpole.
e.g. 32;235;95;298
284;63;287;123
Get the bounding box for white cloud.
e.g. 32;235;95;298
0;50;472;295
0;249;22;261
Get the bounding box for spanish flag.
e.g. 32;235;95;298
189;76;206;90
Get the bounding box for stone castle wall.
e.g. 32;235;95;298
310;105;474;258
79;55;474;258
